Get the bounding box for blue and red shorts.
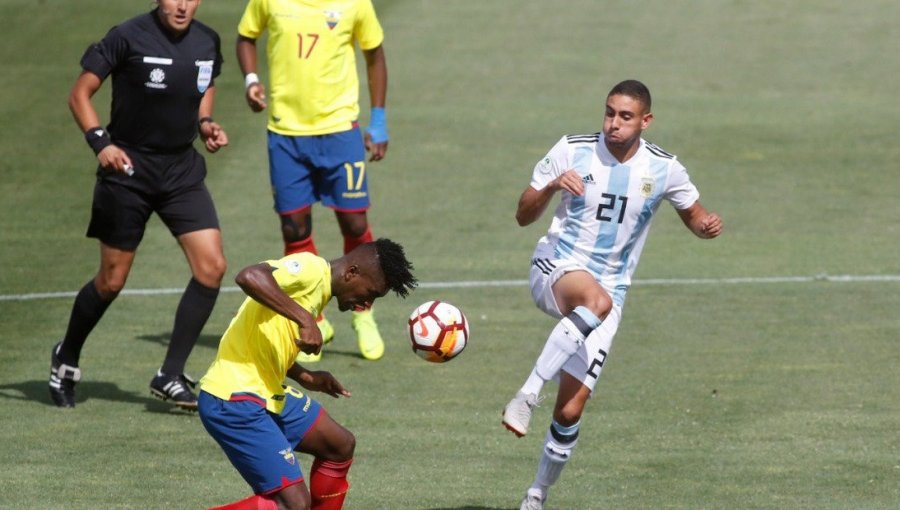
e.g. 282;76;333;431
267;127;370;215
198;389;323;495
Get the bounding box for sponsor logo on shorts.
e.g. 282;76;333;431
342;191;368;199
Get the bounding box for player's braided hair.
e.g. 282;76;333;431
373;238;417;298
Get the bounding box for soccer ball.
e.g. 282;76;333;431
407;300;469;363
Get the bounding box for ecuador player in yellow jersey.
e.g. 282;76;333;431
236;0;390;362
199;239;415;510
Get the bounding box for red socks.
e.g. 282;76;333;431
208;494;277;510
286;226;372;256
285;236;318;256
209;459;351;510
343;227;372;255
310;458;353;510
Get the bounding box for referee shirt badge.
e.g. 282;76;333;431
196;60;214;93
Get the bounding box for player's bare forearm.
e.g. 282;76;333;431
677;201;723;239
288;364;351;398
237;36;267;112
364;45;387;108
236;35;258;76
516;186;552;226
235;263;317;332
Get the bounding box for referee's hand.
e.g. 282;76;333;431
97;145;134;176
245;82;267;112
200;121;229;153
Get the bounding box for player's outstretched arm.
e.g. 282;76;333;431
235;263;323;354
287;364;351;398
676;201;723;239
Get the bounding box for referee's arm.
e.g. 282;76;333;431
198;86;228;153
68;71;133;173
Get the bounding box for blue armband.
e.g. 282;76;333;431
365;107;388;144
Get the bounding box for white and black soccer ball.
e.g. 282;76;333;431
407;300;469;363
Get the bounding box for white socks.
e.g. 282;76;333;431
531;420;580;497
520;306;601;396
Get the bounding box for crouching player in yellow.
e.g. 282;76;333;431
198;239;416;510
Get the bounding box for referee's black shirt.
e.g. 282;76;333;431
80;9;223;153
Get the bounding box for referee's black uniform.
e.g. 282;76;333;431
49;7;227;410
81;9;224;249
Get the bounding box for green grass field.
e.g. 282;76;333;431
1;0;899;508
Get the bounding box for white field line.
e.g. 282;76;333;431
2;274;900;302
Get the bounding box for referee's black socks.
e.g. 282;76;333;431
58;279;115;366
161;278;219;375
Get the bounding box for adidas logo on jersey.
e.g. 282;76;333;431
581;174;596;185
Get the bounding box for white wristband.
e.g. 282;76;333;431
244;73;260;90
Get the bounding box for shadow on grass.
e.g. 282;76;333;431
0;379;196;415
135;331;222;349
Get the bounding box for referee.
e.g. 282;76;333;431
49;0;229;410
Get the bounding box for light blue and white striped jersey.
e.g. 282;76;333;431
530;133;700;306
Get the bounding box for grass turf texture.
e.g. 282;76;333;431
1;0;898;508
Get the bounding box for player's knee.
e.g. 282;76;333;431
584;292;612;320
336;212;368;239
342;222;368;239
280;213;312;243
334;429;356;460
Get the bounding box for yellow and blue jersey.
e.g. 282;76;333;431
200;252;332;414
238;0;384;136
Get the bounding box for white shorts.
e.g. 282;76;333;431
529;255;623;392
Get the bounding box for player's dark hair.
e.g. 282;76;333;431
373;238;417;298
609;79;652;111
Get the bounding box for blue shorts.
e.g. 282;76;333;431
268;128;370;214
198;389;323;495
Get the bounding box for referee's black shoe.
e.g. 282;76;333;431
149;371;198;410
49;342;81;408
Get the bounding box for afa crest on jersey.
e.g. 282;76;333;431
640;176;655;198
323;10;342;30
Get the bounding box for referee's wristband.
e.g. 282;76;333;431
84;127;112;156
244;72;259;90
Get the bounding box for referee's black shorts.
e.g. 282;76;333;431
86;147;220;251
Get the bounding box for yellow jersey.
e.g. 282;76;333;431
199;253;332;414
238;0;384;136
